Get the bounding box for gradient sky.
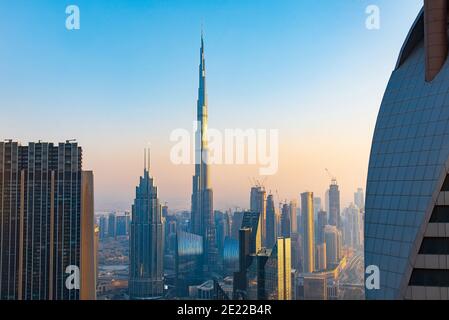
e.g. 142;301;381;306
0;0;423;212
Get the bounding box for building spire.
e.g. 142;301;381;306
143;147;151;173
144;148;147;171
147;148;151;173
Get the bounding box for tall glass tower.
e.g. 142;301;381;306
366;1;449;299
129;150;164;299
191;33;217;273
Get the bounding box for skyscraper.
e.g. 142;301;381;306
0;141;95;300
328;180;340;229
289;200;298;234
99;215;108;240
108;212;116;238
231;211;244;240
240;211;262;255
191;33;216;273
301;192;315;274
129;150;164;299
265;194;276;249
365;1;449;300
313;197;322;220
324;225;339;268
280;203;291;238
354;188;364;210
315;243;327;271
316;210;327;245
250;186;267;246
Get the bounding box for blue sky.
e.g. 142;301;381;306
0;0;423;211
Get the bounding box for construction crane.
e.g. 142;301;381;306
325;168;338;185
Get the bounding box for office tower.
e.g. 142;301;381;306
337;229;343;261
224;210;231;238
99;215;108;240
129;151;164;299
290;232;302;272
240;211;262;255
325;189;329;214
273;237;292;300
342;209;352;248
265;194;276;249
250;186;267;246
316;243;327;271
313;197;322;219
354;188;364;210
108;213;116;238
231;211;244;240
164;215;177;255
316;210;327;244
233;227;251;299
175;231;203;297
116;214;128;237
237;237;291;300
233;212;261;299
345;203;361;249
301;192;315;274
289;200;298;234
328;180;340;228
280;203;291;238
324;225;338;267
0;141;95;300
190;34;216;273
215;211;227;255
162;204;168;218
223;237;239;276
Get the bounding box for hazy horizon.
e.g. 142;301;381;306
0;0;423;212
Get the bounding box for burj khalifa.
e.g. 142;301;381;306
190;33;217;274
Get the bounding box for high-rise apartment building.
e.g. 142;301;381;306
0;141;95;300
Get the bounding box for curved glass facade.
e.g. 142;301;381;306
223;237;239;274
365;8;449;299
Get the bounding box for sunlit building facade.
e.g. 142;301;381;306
366;1;449;299
0;141;95;300
301;192;315;273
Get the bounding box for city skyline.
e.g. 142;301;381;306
0;0;423;211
